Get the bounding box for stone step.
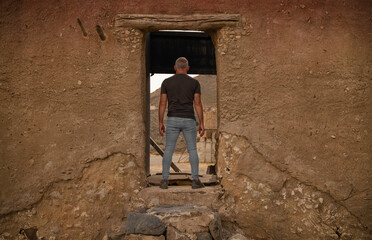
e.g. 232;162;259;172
110;205;249;240
137;186;222;209
147;173;218;186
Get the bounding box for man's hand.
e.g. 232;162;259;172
159;122;165;136
198;123;205;137
159;94;167;136
194;93;205;137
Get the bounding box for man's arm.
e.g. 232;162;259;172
158;93;167;136
194;93;205;137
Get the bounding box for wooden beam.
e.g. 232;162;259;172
115;14;240;31
150;137;182;173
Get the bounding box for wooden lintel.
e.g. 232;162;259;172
114;14;240;31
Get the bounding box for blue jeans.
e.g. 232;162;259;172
162;117;199;180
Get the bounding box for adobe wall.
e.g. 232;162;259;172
0;1;148;238
213;1;371;238
0;0;370;239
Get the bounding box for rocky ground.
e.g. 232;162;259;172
109;201;252;240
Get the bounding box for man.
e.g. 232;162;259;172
158;57;205;189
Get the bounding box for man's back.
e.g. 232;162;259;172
158;57;205;189
161;74;201;120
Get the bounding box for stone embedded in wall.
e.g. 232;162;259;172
113;27;143;53
216;24;250;58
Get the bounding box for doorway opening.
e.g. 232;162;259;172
145;30;218;186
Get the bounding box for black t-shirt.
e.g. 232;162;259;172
160;74;201;120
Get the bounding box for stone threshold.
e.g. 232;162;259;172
137;185;223;210
147;173;218;186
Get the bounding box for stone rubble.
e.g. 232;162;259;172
118;205;247;240
123;212;165;236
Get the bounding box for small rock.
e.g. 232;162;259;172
123;235;165;240
196;232;213;240
124;212;165;236
81;211;88;217
166;226;188;240
74;222;82;228
125;161;135;169
331;135;336;139
209;213;223;240
102;233;109;240
19;227;38;240
149;205;216;234
228;234;248;240
300;4;306;9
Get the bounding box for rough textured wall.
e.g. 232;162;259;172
0;1;147;238
214;1;371;239
0;0;371;239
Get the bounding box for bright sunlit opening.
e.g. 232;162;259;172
150;74;199;93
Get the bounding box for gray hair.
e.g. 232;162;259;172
175;57;189;69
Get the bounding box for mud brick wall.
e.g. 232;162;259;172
0;0;370;239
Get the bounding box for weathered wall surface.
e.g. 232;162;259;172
0;0;370;239
0;1;148;238
214;1;371;239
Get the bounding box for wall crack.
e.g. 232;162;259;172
0;151;136;219
219;131;368;229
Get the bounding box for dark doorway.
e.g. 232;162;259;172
145;31;217;178
147;31;216;74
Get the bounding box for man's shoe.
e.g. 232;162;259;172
192;178;205;189
160;179;168;189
